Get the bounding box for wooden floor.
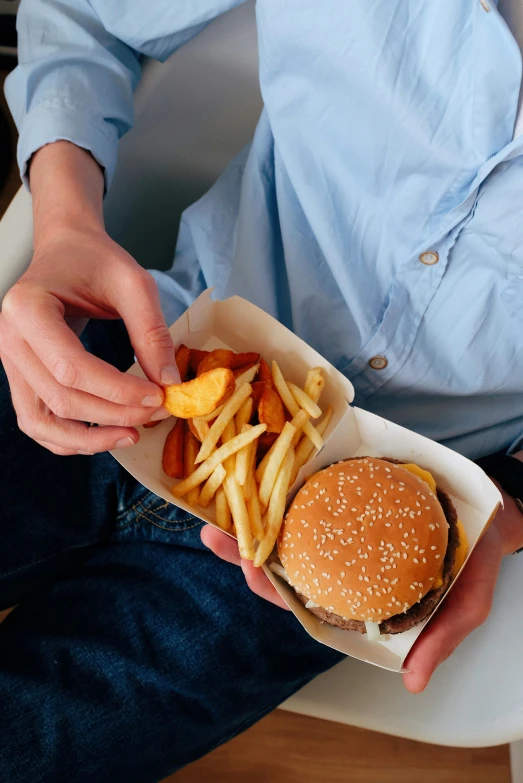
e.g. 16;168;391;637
167;710;510;783
0;64;513;783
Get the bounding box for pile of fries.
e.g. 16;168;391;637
159;345;332;566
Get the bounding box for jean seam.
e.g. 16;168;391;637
0;539;100;579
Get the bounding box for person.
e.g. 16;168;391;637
1;0;523;780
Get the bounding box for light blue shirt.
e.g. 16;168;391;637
6;0;523;460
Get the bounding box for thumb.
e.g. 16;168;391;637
113;267;181;386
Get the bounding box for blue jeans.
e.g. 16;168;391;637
0;320;344;783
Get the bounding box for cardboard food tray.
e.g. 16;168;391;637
111;290;501;672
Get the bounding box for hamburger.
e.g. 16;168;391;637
276;457;468;639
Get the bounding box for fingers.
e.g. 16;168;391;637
3;356;139;454
403;527;504;694
112;270;180;386
241;559;291;610
200;525;290;610
2;289;164;407
201;525;241;565
2;330;168;428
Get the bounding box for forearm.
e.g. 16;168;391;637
30;142;105;249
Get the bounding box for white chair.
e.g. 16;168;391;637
1;2;523;778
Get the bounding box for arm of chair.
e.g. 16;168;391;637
0;185;33;301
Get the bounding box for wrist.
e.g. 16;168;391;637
30;142;105;249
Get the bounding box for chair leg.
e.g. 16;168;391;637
510;740;523;783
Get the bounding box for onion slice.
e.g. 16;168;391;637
365;621;381;641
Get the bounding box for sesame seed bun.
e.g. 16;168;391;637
277;457;450;628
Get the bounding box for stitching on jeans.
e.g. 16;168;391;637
129;502;199;532
148;519;203;533
140;503;194;525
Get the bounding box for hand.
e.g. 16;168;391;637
201;525;291;610
404;452;523;693
0;142;179;455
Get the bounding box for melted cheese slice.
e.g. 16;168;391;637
400;463;468;588
401;463;437;494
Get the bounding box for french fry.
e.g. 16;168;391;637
235;397;253;431
258;357;274;388
196;348;236;376
291;406;333;484
192;417;210;442
164;368;235;418
230;352;260;369
258;385;286;433
242;441;257;501
254;446;295;567
195;382;252;464
290;408;311;448
172;424;267;498
250;381;266;410
287;381;322;419
143;420;163;429
175;344;191;382
188;349;209;375
184;428;201;506
198;402;226;423
272;361;324;451
196;365;260;423
224;473;255;559
258;421;297;509
187;418;201;441
233;364;259;388
221;418;236;475
215;486;232;531
304;367;325;403
232;362;259;379
235;424;253;486
198;463;226;508
289;368;324;444
271;361;300;415
196;349;260;377
257;409;308;483
162;418;185;478
246;471;264;540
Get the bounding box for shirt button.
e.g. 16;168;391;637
419;250;439;265
369;355;388;370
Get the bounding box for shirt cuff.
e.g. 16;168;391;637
17;101;119;191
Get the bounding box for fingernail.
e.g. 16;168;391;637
148;407;171;422
77;451;94;456
141;393;164;407
115;436;136;449
160;365;181;385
